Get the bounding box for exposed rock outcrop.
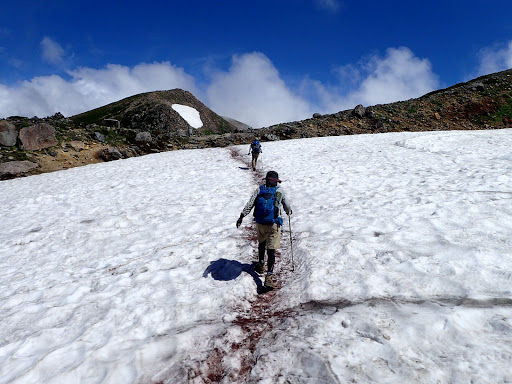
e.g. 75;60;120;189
0;161;39;179
19;123;57;150
352;104;365;118
0;121;17;147
100;147;123;161
135;132;152;143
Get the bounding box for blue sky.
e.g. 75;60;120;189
1;0;512;127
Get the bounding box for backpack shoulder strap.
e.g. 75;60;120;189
274;186;282;204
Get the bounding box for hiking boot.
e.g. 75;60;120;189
264;274;275;289
254;262;264;275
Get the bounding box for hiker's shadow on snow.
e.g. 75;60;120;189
203;258;265;293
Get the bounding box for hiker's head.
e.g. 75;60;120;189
265;170;281;187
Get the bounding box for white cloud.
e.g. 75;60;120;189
0;48;440;127
68;62;198;102
477;41;512;76
206;52;313;128
40;37;65;65
0;62;198;118
347;47;439;106
314;47;439;113
333;63;361;86
213;48;438;126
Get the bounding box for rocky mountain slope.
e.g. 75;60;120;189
257;68;512;140
1;69;511;180
71;89;237;137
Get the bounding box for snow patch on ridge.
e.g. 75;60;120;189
172;104;203;128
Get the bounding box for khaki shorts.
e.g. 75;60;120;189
256;223;281;249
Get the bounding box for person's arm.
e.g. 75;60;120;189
241;188;259;216
236;188;259;227
281;189;292;215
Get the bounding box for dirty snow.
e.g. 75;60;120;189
1;129;511;383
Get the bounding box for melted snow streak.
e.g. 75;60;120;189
154;148;297;383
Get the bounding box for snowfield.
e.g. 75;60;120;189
1;129;511;383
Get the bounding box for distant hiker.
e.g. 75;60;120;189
236;170;292;289
248;138;262;171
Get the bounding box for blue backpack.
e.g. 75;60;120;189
254;185;283;226
251;140;261;153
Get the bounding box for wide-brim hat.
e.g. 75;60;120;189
265;170;281;183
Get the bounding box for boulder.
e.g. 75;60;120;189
19;123;57;150
135;131;152;142
0;161;39;179
365;109;375;118
352;104;366;118
467;82;485;92
48;112;66;121
120;147;138;158
69;141;85;151
261;133;280;141
0;121;18;147
100;147;123;161
93;132;105;142
312;113;322;118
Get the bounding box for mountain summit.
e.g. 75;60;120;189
71;89;237;137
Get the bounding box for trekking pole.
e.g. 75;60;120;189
288;215;295;271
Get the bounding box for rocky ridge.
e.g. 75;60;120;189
1;69;511;180
257;68;512;140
